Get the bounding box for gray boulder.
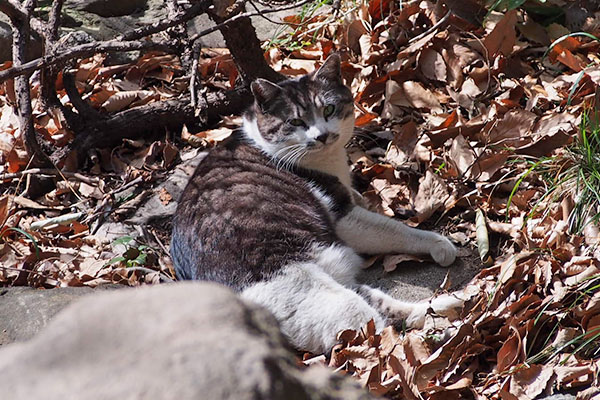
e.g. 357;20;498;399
67;0;147;17
0;285;121;346
0;21;10;63
0;282;374;400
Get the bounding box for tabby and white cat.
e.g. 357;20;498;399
171;54;461;354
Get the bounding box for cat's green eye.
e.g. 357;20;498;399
323;105;335;119
289;119;305;127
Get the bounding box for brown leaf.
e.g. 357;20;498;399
410;170;450;224
382;254;425;272
385;121;418;167
496;326;523;372
470;150;510;182
484;10;518;57
509;364;554;399
449;134;475;177
101;90;155;112
0;195;15;229
386;81;443;113
488;109;537;148
554;47;587;72
419;48;447;81
415;324;473;389
517;17;550;45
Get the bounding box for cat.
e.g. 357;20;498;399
170;54;461;354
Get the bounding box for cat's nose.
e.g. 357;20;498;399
315;133;329;144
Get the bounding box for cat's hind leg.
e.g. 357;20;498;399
357;285;464;329
241;262;385;354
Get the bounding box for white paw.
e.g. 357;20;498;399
430;294;464;319
430;235;457;267
405;294;465;329
405;304;428;329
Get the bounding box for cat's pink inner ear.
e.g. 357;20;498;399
313;54;342;82
251;79;282;105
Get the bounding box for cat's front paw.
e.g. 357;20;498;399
430;235;457;267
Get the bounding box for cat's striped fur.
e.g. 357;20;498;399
171;54;461;353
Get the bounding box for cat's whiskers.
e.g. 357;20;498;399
270;144;301;170
273;144;305;171
279;145;305;171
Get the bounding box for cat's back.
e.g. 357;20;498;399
171;134;346;290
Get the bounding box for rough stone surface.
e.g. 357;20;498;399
67;0;148;18
357;245;480;302
0;285;122;346
0;21;10;63
0;0;306;61
0;283;374;400
127;149;206;226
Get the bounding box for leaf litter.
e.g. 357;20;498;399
1;0;600;398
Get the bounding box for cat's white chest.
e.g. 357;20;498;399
300;146;353;191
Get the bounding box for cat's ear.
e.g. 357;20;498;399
313;53;342;83
251;79;282;108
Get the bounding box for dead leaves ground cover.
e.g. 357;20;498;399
1;0;600;398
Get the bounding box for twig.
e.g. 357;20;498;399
148;227;170;256
0;0;25;20
189;0;312;42
84;176;145;232
30;212;85;230
0;168;100;185
0;39;176;83
0;265;48;278
62;71;102;121
408;10;451;44
112;176;144;195
247;0;290;26
190;40;202;108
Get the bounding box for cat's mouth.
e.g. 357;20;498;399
306;133;340;151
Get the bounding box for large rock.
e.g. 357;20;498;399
0;282;374;400
67;0;147;17
0;21;10;63
0;285;121;346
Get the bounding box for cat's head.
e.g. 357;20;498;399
243;54;354;165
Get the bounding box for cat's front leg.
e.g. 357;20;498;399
335;206;457;266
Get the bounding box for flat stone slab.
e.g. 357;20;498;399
0;285;123;346
357;245;480;303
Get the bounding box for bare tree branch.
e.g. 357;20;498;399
47;0;65;41
39;0;66;110
0;0;302;84
0;0;27;22
49;88;251;166
8;0;48;168
0;0;292;171
191;0;311;43
0;0;46;40
0;40;176;83
62;72;102;121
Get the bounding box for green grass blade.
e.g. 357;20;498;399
3;227;40;260
543;32;600;60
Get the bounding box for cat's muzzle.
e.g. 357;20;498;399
307;132;340;149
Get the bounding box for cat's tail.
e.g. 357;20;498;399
357;285;464;329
